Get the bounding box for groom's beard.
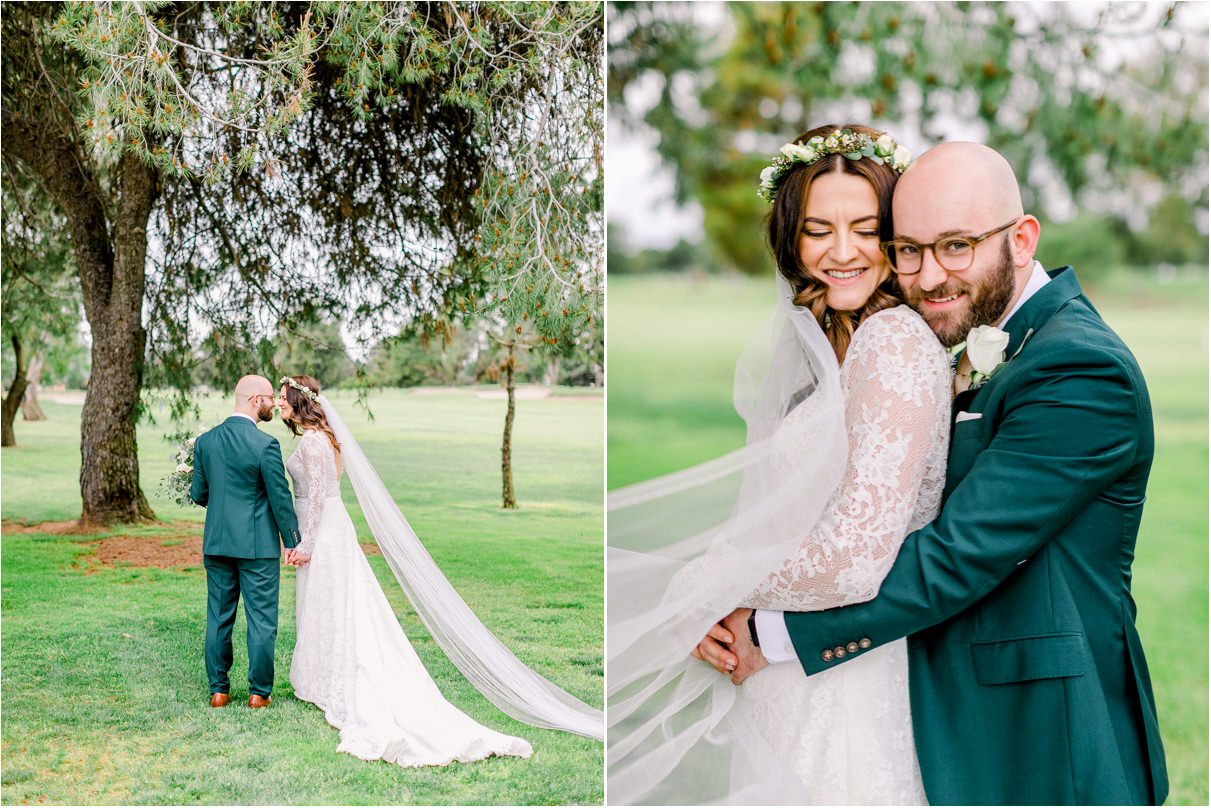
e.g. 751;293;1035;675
907;238;1016;348
256;401;275;422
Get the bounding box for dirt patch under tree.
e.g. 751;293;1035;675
2;520;380;570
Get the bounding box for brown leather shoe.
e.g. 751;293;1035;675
209;692;230;708
248;694;272;709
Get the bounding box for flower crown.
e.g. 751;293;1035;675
758;129;912;203
279;376;318;402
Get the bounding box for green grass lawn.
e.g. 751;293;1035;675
1;387;603;805
607;269;1209;806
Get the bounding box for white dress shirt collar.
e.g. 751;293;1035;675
998;260;1050;327
231;412;257;424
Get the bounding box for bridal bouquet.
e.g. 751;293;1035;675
159;427;206;507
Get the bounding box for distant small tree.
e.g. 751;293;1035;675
1135;195;1210;267
1036;211;1129;283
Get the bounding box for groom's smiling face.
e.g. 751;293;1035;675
889;143;1035;347
899;237;1017;348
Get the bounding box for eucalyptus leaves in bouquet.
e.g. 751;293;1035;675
158;426;208;507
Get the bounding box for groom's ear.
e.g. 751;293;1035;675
1011;215;1041;269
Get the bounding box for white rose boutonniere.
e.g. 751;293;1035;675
963;324;1011;389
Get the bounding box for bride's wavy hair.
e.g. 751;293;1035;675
281;375;341;454
766;123;905;364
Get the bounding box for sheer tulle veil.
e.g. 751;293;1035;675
606;276;848;803
317;395;604;741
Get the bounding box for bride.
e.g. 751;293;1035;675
276;374;601;767
607;125;951;803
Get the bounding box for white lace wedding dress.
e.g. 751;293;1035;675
285;429;533;766
737;305;952;804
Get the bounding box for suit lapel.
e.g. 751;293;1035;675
999;265;1082;361
950;266;1083;414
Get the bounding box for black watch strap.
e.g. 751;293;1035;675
747;611;760;647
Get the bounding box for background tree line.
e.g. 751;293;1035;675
607;1;1207;279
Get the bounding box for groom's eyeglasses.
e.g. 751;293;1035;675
882;218;1019;275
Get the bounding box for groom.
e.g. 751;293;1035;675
190;375;302;708
696;143;1167;804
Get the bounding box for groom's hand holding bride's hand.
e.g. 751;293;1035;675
692;608;769;685
283;548;311;568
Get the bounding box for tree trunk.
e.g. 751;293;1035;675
2;334;31;447
77;152;157;525
2;111;157;525
20;353;45;421
501;343;517;509
544;355;561;386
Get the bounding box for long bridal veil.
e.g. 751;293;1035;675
317;395;603;741
607;276;849;804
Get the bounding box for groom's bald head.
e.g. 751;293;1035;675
894;142;1025;230
234;375;275;421
235;375;273;399
890;142;1041;345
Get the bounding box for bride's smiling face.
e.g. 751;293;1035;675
798;172;891;312
277;387;295;421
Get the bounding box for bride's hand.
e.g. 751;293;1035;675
692;621;738;675
719;608;768;685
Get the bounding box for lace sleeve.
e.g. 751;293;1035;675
295;432;329;556
742;308;951;611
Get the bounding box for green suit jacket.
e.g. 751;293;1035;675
784;267;1167;805
190;416;301;558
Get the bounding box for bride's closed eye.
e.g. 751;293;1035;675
802;228;879;239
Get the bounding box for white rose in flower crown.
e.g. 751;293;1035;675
966;325;1010;375
778;142;810;162
893;144;912;169
875;134;895;154
759;165;777;188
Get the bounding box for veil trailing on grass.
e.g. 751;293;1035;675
606;276;848;804
317;394;604;742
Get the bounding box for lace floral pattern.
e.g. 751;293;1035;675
285;430;342;556
743;306;951;610
738;306;951;804
286;430;533;767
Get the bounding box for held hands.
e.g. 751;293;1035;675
691;607;769;685
283;548;312;568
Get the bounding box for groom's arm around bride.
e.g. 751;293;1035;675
697;143;1167;806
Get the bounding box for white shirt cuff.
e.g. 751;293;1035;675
754;609;797;663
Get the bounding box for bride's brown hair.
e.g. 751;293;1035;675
766;123;905;364
282;375;341;454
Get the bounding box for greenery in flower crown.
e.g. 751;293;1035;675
758;129;912;203
279;376;319;402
